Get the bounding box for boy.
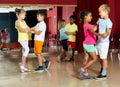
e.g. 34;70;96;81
96;4;113;79
31;11;51;72
65;15;78;61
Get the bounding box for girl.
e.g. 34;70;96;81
0;29;7;50
5;28;10;50
15;8;31;73
57;19;68;62
78;10;100;79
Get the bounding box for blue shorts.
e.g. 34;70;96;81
61;39;68;51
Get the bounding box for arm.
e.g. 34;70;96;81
31;28;42;35
88;28;100;36
15;21;30;32
65;31;75;35
100;28;111;38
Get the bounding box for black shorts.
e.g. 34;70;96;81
61;39;68;51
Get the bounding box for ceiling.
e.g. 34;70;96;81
0;6;52;13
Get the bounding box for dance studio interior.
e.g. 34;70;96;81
0;0;120;87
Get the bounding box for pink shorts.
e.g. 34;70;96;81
67;41;76;49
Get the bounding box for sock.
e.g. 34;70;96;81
101;69;107;76
80;67;85;72
20;65;25;69
100;68;103;73
44;60;47;63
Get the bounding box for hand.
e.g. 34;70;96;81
73;32;76;35
93;25;97;31
99;33;106;39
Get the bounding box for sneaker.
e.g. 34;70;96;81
82;73;95;79
35;66;44;72
57;56;61;62
78;68;85;77
44;60;51;69
96;74;107;80
69;58;74;61
19;63;31;73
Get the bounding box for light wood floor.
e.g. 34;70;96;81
0;49;120;87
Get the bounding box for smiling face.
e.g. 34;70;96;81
18;11;26;20
98;9;106;18
98;7;109;19
37;14;44;22
84;12;92;23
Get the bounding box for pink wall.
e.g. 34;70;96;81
47;7;57;34
47;7;75;34
0;0;77;5
62;7;75;23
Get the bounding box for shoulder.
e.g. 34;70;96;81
40;21;46;26
97;18;102;23
107;18;112;24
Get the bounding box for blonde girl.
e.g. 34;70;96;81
57;19;68;62
15;8;31;72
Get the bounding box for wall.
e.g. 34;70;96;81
62;7;75;23
0;0;77;5
47;7;57;34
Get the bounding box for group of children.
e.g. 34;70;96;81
57;4;112;80
14;4;112;80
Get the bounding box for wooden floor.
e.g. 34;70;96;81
0;49;120;87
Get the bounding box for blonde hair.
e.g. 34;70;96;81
99;4;110;14
58;19;65;30
15;8;26;17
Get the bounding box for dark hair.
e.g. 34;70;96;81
37;11;46;18
80;10;91;21
70;15;75;20
15;8;25;16
1;29;5;33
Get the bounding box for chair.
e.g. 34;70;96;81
109;34;120;62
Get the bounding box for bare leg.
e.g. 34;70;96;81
83;52;97;73
83;52;89;65
37;54;43;66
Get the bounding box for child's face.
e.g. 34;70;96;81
19;12;26;20
37;14;44;21
98;9;108;18
70;18;75;24
62;22;66;27
85;13;92;22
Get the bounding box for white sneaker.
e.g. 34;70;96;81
57;56;61;62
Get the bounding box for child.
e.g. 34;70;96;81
0;29;7;50
95;4;112;79
31;11;51;72
5;28;10;50
57;19;68;62
78;10;100;79
15;8;31;72
65;15;78;61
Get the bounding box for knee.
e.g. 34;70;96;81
24;47;30;53
93;58;97;62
